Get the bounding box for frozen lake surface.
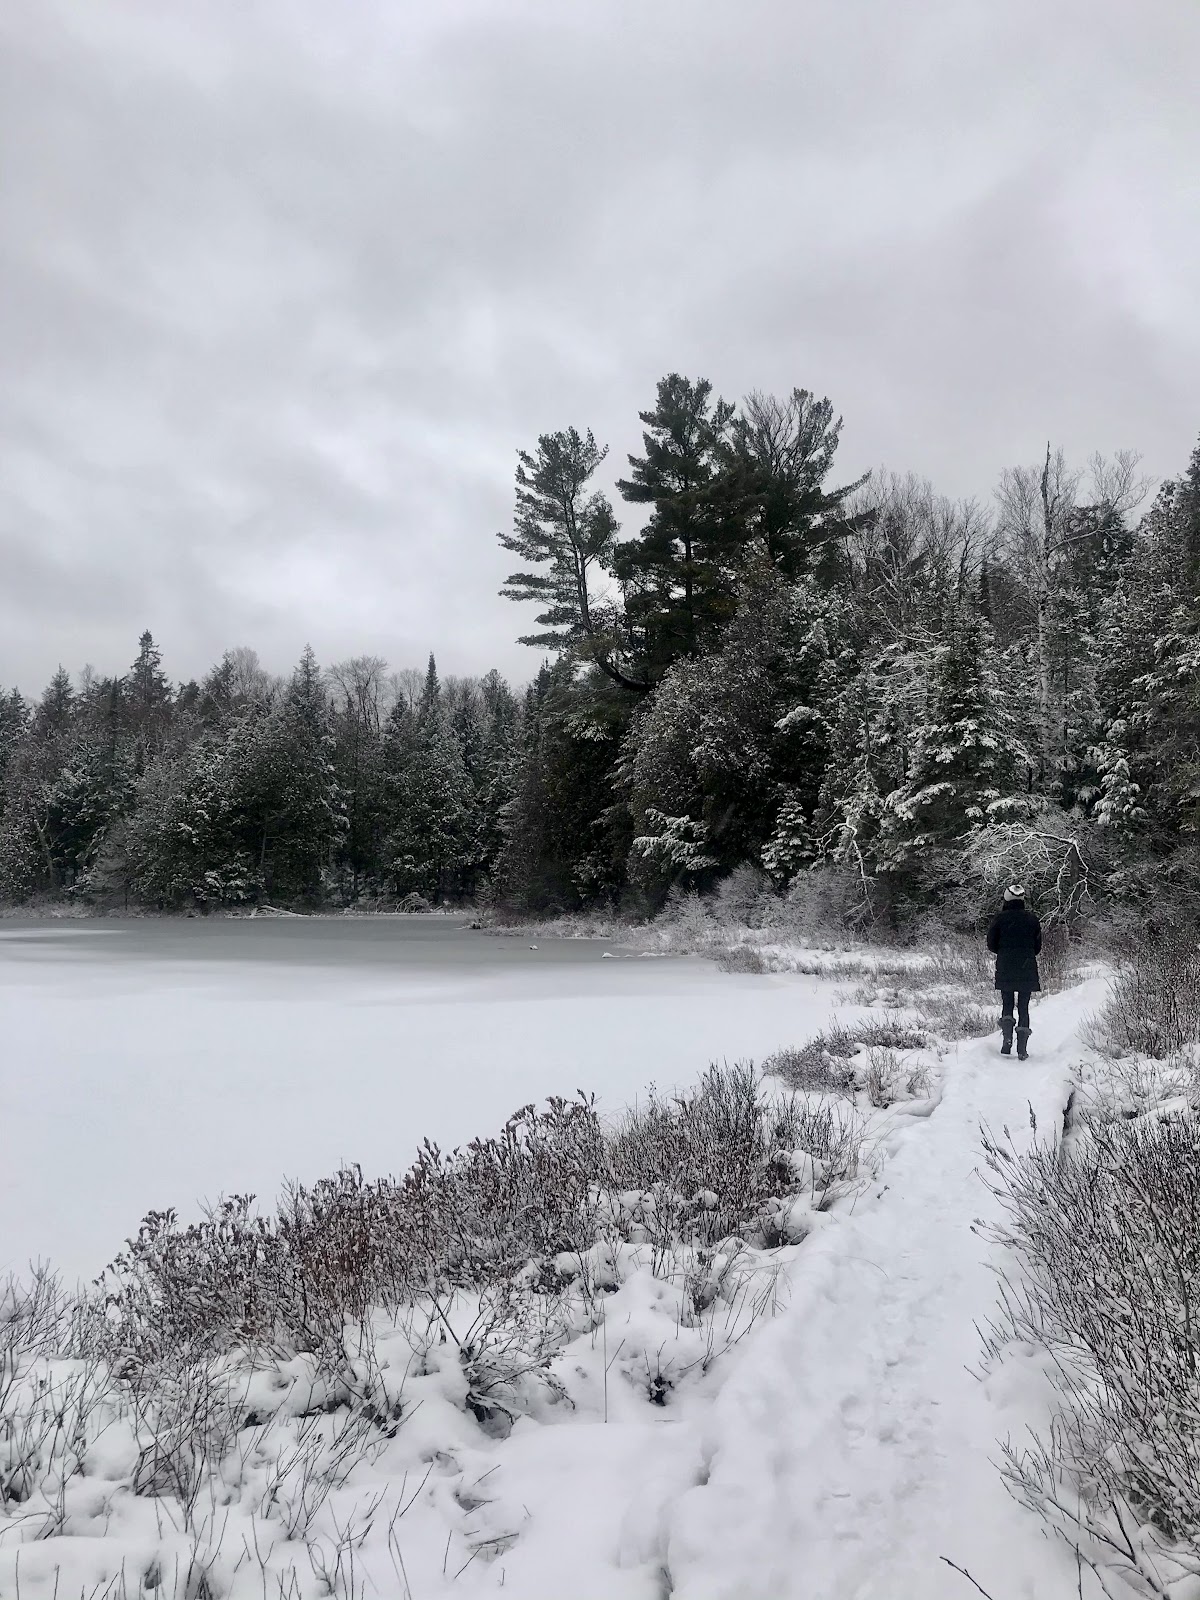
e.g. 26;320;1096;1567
0;916;840;1285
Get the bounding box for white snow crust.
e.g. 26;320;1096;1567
0;923;849;1285
0;925;1121;1598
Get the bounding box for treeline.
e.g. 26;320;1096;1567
1;373;1198;924
0;646;520;908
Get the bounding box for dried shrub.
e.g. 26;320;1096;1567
985;1109;1200;1590
763;1028;859;1094
910;989;996;1039
787;1101;865;1201
1084;922;1200;1059
716;945;768;974
763;1015;926;1093
94;1069;858;1383
97;1197;302;1363
0;1272;113;1545
0;1064;873;1589
399;1095;606;1284
605;1064;828;1248
850;1015;928;1051
864;1048;929;1108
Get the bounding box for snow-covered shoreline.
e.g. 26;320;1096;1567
2;916;1124;1600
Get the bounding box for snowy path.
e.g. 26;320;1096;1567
663;982;1106;1600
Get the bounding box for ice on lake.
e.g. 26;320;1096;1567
0;916;841;1284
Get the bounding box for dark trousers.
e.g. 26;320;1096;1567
1001;990;1031;1029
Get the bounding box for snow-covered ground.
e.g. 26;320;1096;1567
0;919;1120;1599
0;918;852;1285
663;979;1110;1600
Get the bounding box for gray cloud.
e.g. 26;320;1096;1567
1;0;1197;696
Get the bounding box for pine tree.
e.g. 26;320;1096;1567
36;667;75;735
1096;438;1200;837
126;736;252;907
0;689;29;811
614;374;738;673
128;630;173;749
812;667;886;879
327;655;389;900
221;648;345;904
1092;738;1148;839
497;664;630;911
761;793;815;884
473;669;520;889
382;691;473;903
722;387;869;586
628;570;848;897
418;653;440;723
275;646;345;900
875;605;1028;895
498;429;644;690
995;447;1146;805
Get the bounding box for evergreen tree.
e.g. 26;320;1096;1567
382;686;474;903
0;689;29;811
128;630;173;749
874;604;1028;897
994;447;1146;805
1096;438;1200;837
722;387;869;586
418;652;441;723
497;664;630;911
628;570;848;898
36;667;75;736
125;736;250;907
811;666;888;890
614;374;738;673
327;655;389;901
214;648;345;904
498;429;644;689
272;646;345;900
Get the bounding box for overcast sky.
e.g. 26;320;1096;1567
1;0;1197;696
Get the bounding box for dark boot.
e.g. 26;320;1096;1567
1000;1017;1015;1055
1016;1026;1031;1061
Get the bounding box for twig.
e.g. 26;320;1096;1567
940;1556;1002;1599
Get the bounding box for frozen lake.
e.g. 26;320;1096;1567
0;916;842;1285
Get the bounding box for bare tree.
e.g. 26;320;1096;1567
845;470;989;645
224;645;279;706
327;656;388;739
994;446;1149;796
387;667;426;717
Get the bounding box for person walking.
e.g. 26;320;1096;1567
986;884;1042;1059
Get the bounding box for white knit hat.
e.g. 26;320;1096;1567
1003;883;1026;902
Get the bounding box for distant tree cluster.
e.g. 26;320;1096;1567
1;374;1197;925
0;638;521;910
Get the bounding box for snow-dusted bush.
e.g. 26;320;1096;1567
709;865;773;927
1084;921;1200;1058
91;1073;854;1396
606;1064;855;1252
764;1016;927;1096
1;1061;876;1598
763;1027;858;1094
906;988;995;1039
715;944;768;973
864;1048;930;1108
984;1105;1200;1591
778;862;884;936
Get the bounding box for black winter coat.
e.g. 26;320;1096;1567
986;902;1042;992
